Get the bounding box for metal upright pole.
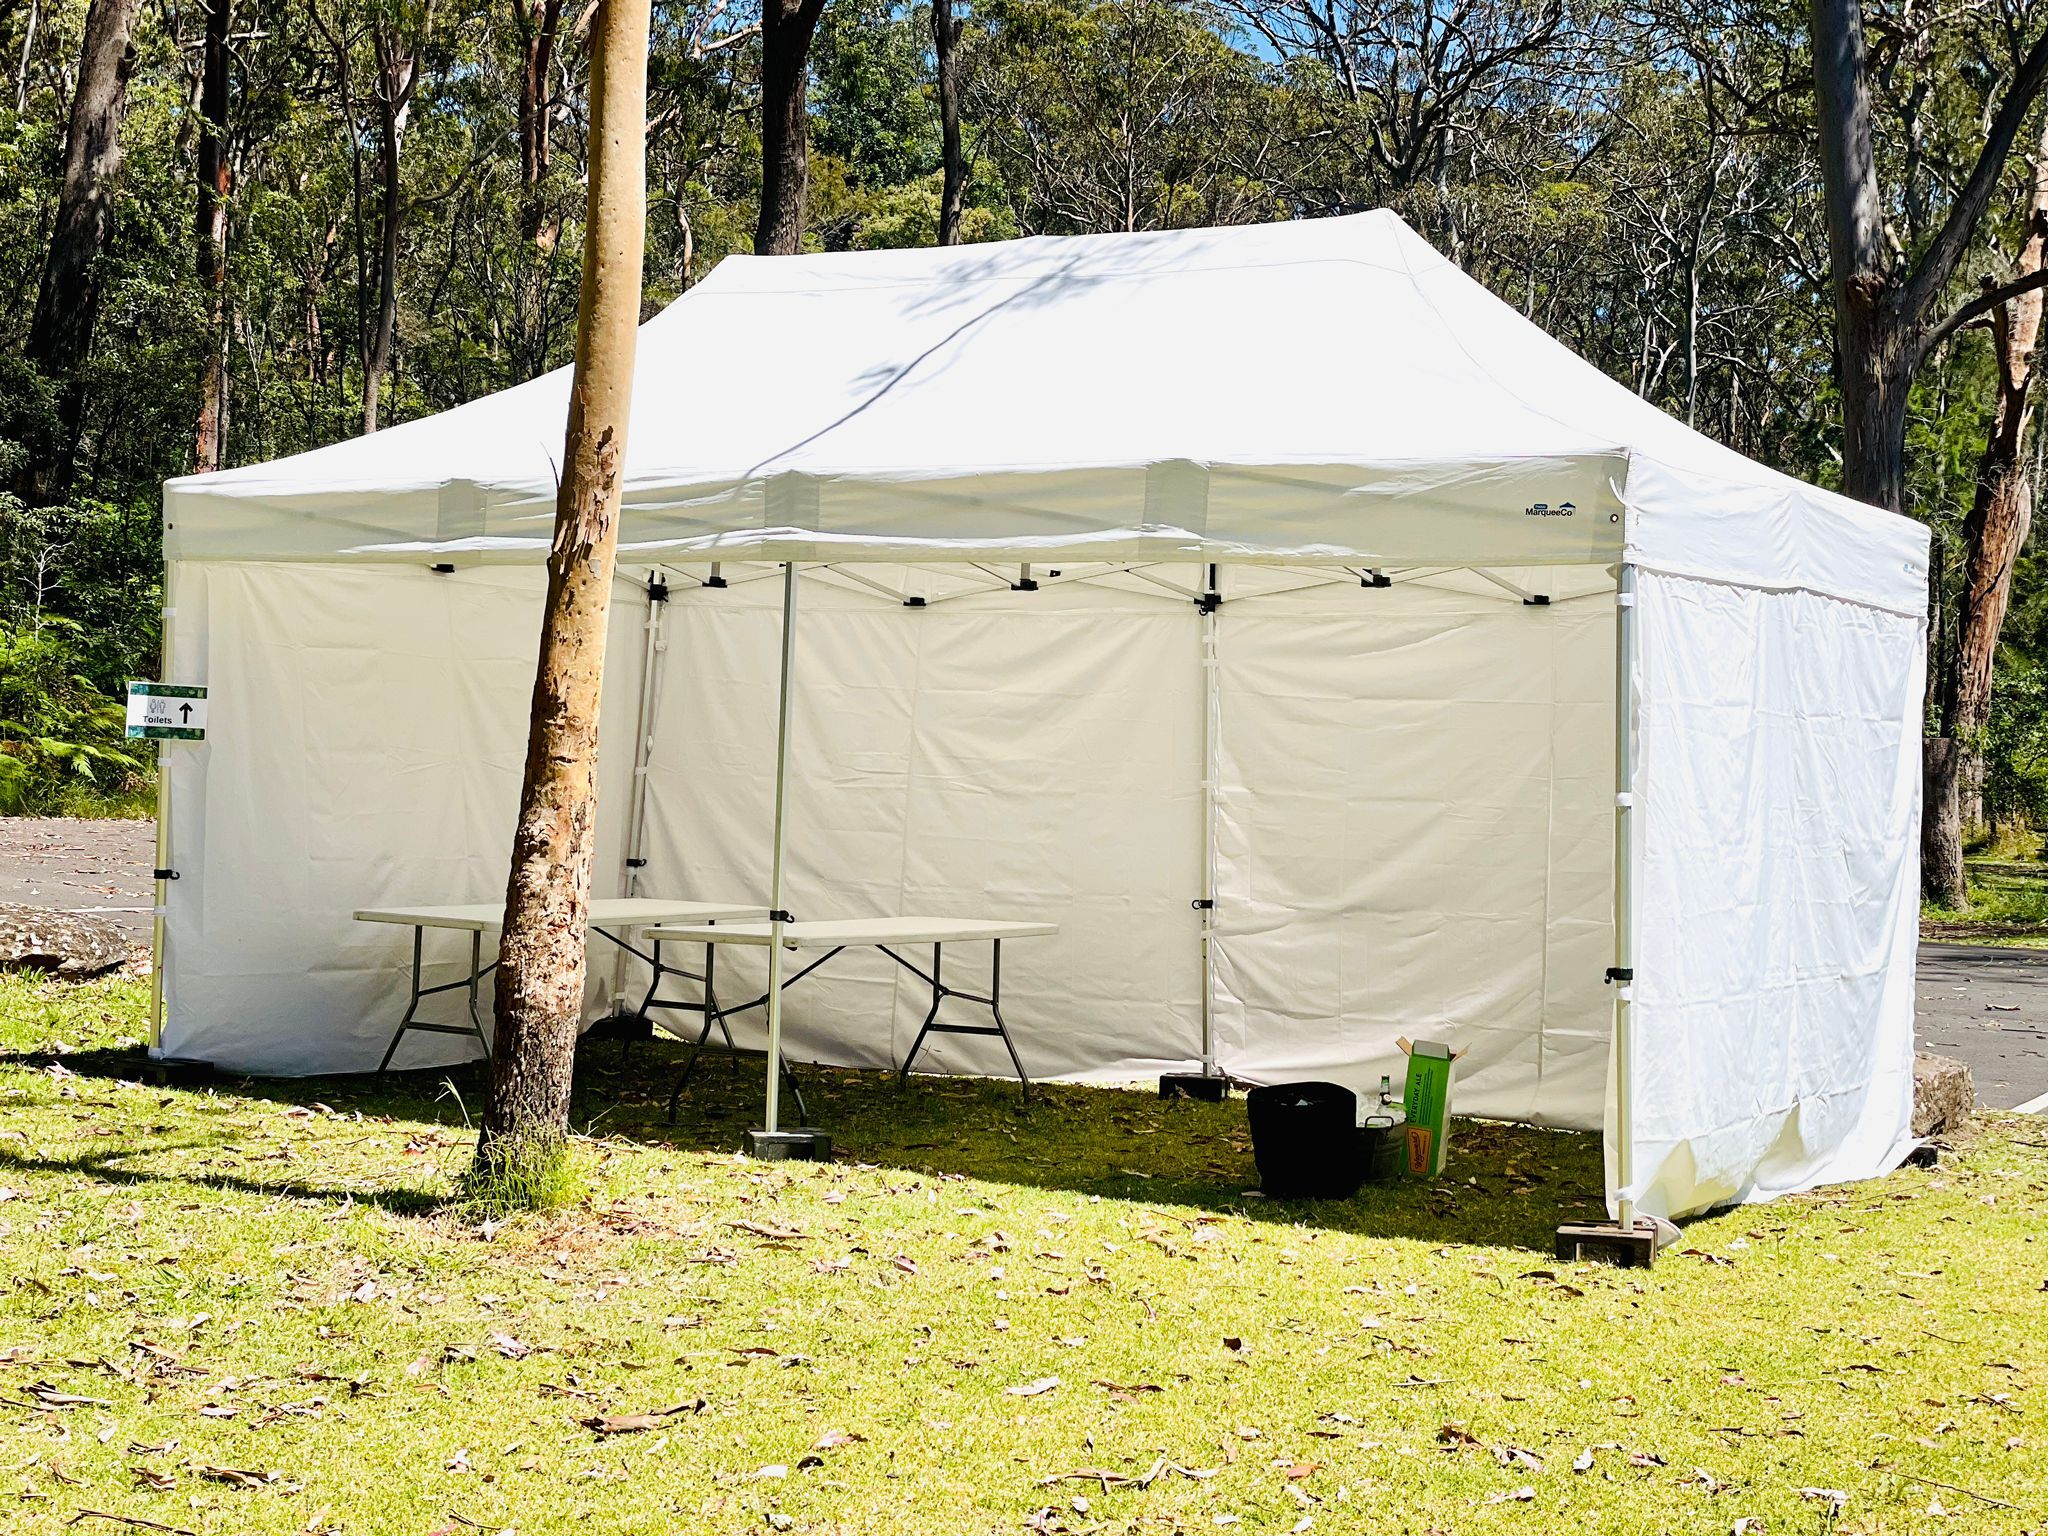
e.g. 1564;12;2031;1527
1198;562;1220;1078
1612;563;1639;1233
762;561;800;1133
623;568;667;899
148;575;173;1058
611;568;667;1012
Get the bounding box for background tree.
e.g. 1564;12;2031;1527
191;0;231;473
756;0;828;252
1810;0;2048;900
19;0;143;501
933;0;966;244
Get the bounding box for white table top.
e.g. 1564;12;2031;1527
354;898;769;933
645;916;1059;950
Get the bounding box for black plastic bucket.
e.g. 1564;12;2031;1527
1246;1081;1382;1198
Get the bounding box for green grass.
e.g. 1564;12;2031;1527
1923;859;2048;946
0;972;2042;1535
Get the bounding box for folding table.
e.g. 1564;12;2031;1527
640;916;1058;1117
354;898;768;1071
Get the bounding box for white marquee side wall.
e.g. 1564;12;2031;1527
633;567;1618;1111
156;561;646;1074
1618;571;1924;1216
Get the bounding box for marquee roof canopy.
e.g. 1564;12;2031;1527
165;212;1925;610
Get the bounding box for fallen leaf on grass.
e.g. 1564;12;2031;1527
729;1220;809;1243
1283;1461;1321;1481
578;1400;707;1435
129;1466;176;1491
1091;1380;1162;1397
198;1465;279;1488
811;1428;865;1451
487;1332;532;1360
64;1511;195;1535
1796;1488;1847;1512
1037;1455;1212;1491
1006;1377;1061;1398
27;1383;113;1408
1483;1486;1536;1505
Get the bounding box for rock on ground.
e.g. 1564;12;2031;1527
1913;1052;1976;1138
0;902;131;977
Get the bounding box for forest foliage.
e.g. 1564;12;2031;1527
6;0;2048;821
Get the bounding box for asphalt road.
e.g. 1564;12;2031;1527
2;817;2045;1110
1917;943;2048;1111
0;817;154;940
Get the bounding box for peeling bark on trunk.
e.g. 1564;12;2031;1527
477;0;651;1176
755;0;825;256
1930;122;2048;898
192;0;232;475
21;0;142;502
933;0;965;247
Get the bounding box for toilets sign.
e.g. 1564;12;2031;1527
126;683;208;741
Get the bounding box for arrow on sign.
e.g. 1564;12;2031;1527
179;702;193;722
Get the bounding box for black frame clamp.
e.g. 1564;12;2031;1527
1190;898;1214;910
648;575;669;603
769;909;796;924
625;857;648;869
1604;966;1634;984
154;868;180;881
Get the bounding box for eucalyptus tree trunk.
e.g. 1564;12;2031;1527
192;0;232;474
932;0;965;246
473;0;651;1194
361;14;425;434
1812;0;1909;517
1810;0;2048;902
21;0;142;502
755;0;826;255
1938;120;2048;881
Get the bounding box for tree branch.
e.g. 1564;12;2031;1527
1902;25;2048;324
1920;265;2048;357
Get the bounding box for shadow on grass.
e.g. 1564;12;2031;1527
0;1131;449;1216
7;1039;1607;1255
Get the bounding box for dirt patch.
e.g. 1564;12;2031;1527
1920;919;2048;943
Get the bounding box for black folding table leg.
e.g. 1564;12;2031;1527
376;925;427;1074
989;940;1029;1102
897;943;945;1089
466;928;490;1058
710;942;738;1074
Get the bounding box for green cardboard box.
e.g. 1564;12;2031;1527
1398;1037;1461;1177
